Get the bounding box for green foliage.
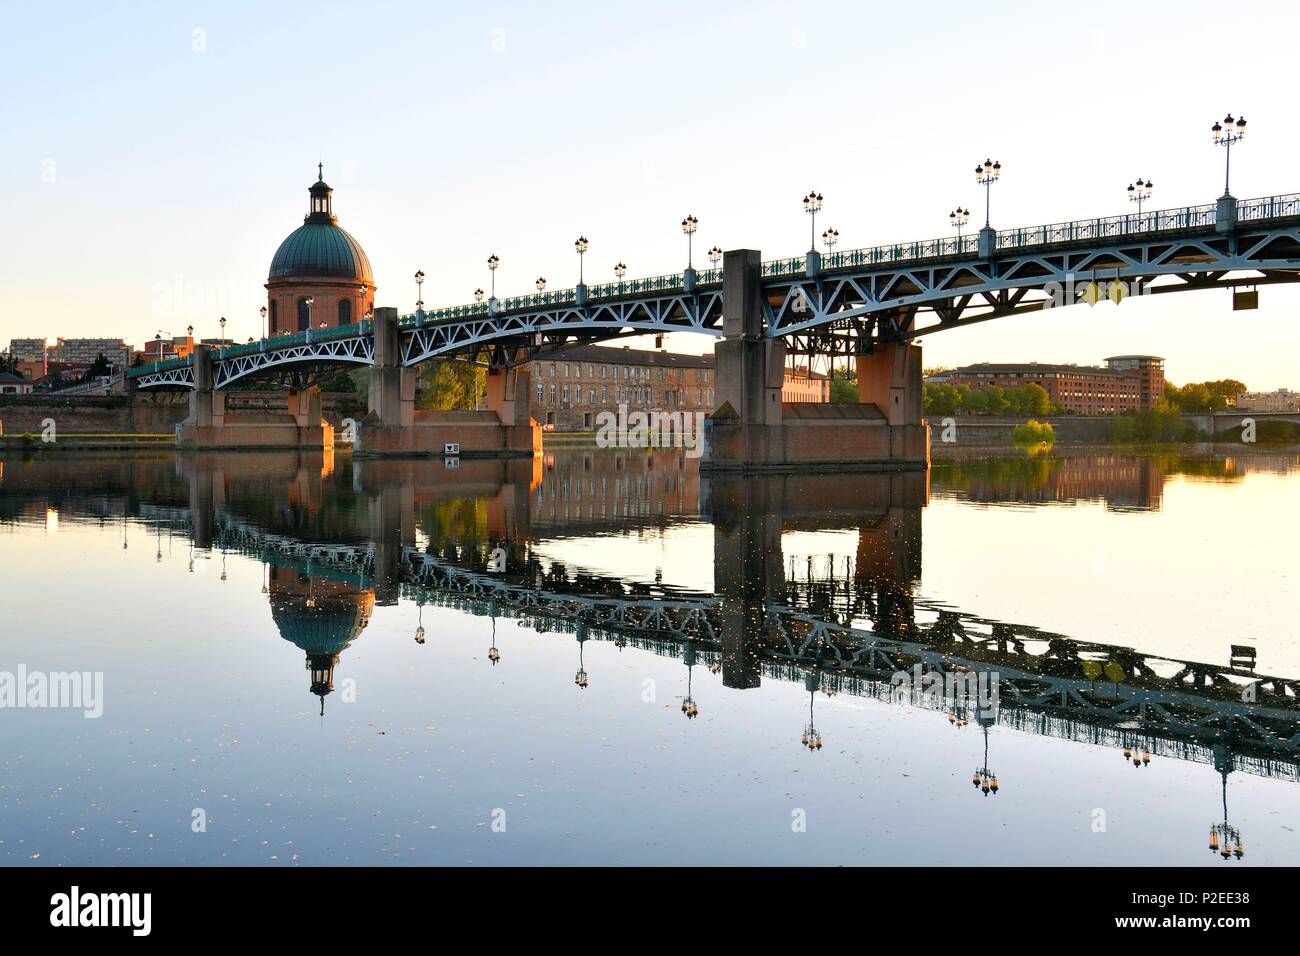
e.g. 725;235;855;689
1109;403;1200;443
923;382;967;416
1163;379;1246;412
0;352;19;374
828;367;858;403
1012;419;1056;446
923;382;1053;418
416;360;485;411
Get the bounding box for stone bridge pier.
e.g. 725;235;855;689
704;248;929;473
708;470;926;691
177;347;333;449
355;308;541;459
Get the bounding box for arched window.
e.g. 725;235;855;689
297;298;310;332
338;299;352;326
269;300;278;335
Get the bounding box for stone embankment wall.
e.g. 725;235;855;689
0;393;363;436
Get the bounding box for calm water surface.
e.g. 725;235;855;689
1;446;1297;866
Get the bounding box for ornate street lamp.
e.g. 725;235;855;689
1212;114;1247;197
219;316;226;356
972;721;1000;796
488;615;500;665
414;270;425;311
707;246;722;272
259;305;268;339
949;206;970;241
1127;178;1154;218
801;687;823;751
821;227;839;256
414;600;425;644
487;254;500;301
474;288;485;305
574;236;589;284
535;276;547;293
802;190;823;251
681;214;699;269
614;261;627;290
975;159;1001;228
303;298;314;333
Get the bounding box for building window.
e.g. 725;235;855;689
549;383;556;403
562;384;569;403
536;383;544;402
601;386;608;403
338;299;352;326
269;300;278;334
296;298;310;332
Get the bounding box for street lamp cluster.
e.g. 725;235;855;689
1122;744;1151;768
1212;113;1247;196
948;206;970;240
975;158;1001;228
1127;178;1154;216
1209;822;1245;860
802;190;823;251
681;214;699;269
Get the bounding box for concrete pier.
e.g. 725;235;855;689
703;249;929;473
355;309;541;458
177;347;333;449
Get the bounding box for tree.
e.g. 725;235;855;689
923;382;966;416
87;353;112;378
0;351;18;374
828;367;858;403
416;360;484;410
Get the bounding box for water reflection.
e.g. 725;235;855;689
1;447;1297;864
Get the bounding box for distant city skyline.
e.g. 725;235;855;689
4;0;1299;388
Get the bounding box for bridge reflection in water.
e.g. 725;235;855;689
3;448;1298;862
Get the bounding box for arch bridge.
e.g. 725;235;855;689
128;191;1300;468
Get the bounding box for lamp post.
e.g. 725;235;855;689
574;236;588;284
219;316;226;357
303;298;313;340
707;246;722;274
681;214;699;269
535;276;547;292
949;206;970;242
975;159;1001;228
1127;178;1153;223
487;254;499;309
474;288;485;306
1212;114;1247;197
972;719;1000;797
414;270;425;312
260;305;268;339
802;190;823;250
821;227;839;257
614;262;626;292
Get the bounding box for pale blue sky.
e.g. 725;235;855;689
3;0;1299;386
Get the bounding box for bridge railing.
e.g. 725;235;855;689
995;203;1219;250
1239;192;1300;222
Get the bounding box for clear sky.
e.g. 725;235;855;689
3;0;1299;387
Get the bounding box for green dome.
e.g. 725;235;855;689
269;222;374;282
271;593;373;657
268;173;374;283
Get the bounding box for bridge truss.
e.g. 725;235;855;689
129;193;1300;389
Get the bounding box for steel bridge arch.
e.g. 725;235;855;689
399;291;725;367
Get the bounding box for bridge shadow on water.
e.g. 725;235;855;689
2;446;1298;861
